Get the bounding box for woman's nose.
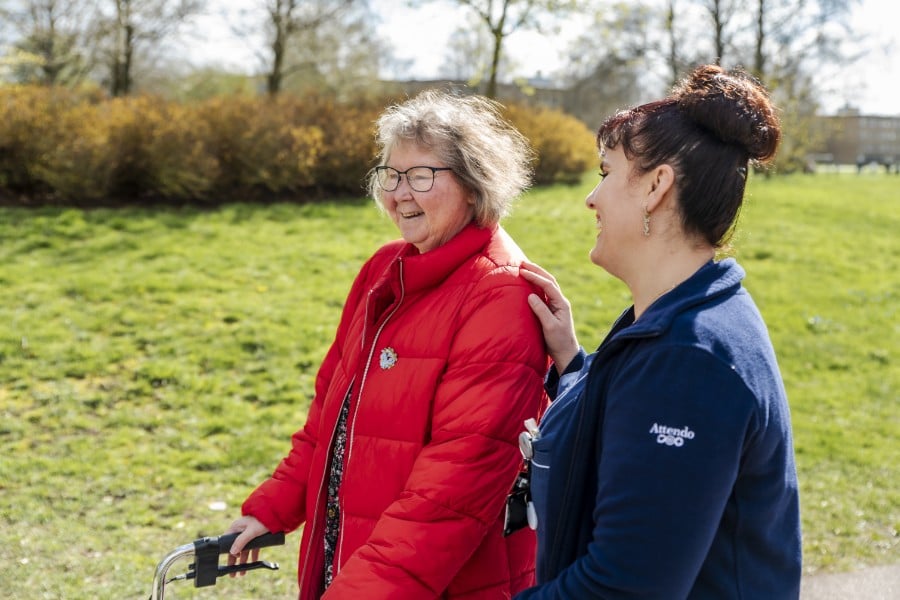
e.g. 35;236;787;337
393;175;414;196
585;184;599;209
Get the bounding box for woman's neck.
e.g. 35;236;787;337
629;243;716;320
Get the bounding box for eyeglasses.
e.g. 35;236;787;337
374;165;453;192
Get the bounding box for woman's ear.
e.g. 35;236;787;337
645;164;675;212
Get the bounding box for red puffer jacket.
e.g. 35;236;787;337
242;222;548;599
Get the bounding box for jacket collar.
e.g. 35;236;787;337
609;258;745;341
392;221;496;294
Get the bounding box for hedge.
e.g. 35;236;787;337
0;85;596;205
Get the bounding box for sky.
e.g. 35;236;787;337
189;0;899;116
825;0;900;115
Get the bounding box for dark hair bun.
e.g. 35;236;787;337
674;65;781;163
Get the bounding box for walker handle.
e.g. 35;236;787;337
150;531;286;599
191;531;286;588
211;531;285;555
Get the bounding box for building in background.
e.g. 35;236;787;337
814;107;900;171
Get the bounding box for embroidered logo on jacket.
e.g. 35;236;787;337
379;347;398;370
649;423;695;447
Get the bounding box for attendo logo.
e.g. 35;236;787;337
649;423;695;447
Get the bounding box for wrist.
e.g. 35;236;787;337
552;346;580;376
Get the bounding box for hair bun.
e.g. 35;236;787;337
674;65;780;163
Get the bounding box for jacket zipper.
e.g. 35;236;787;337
549;318;657;568
335;259;406;572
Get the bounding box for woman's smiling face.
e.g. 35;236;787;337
585;146;651;277
383;142;475;253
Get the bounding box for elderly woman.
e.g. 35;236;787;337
516;65;802;598
227;90;548;599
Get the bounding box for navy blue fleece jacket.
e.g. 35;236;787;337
515;258;801;600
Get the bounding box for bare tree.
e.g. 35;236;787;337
698;0;738;64
228;0;380;96
2;0;95;85
438;12;517;87
258;0;351;95
419;0;578;99
755;0;862;168
749;0;860;82
1;2;14;44
561;2;655;125
668;0;861;86
665;0;678;86
440;16;491;82
94;0;204;96
663;0;858;170
278;0;386;97
752;0;765;77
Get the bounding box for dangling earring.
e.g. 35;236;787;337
642;209;651;237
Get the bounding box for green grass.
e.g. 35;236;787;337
0;173;897;597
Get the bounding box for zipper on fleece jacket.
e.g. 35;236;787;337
547;315;659;571
298;378;356;598
335;259;406;573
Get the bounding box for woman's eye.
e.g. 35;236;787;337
598;171;608;180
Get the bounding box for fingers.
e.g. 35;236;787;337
520;262;580;372
520;263;568;308
226;516;269;577
520;260;557;283
227;526;253;578
527;293;556;324
228;532;262;577
528;294;559;326
519;263;557;293
230;528;253;557
227;516;267;556
233;548;260;577
522;275;570;319
227;549;237;577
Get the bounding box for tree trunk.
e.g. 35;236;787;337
111;0;134;96
754;0;766;79
712;0;725;64
486;29;502;98
268;17;285;94
666;0;678;86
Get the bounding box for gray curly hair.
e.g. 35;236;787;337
367;89;534;227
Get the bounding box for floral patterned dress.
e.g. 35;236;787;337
322;392;351;590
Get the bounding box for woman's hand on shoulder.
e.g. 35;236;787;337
520;261;580;374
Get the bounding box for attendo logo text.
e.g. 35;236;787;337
649;423;695;447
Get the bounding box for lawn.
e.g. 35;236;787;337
0;172;897;598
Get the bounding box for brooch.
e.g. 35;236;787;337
379;347;398;370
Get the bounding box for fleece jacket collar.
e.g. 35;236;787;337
610;258;746;341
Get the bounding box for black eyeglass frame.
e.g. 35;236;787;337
374;165;453;192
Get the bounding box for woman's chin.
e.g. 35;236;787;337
397;225;424;246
